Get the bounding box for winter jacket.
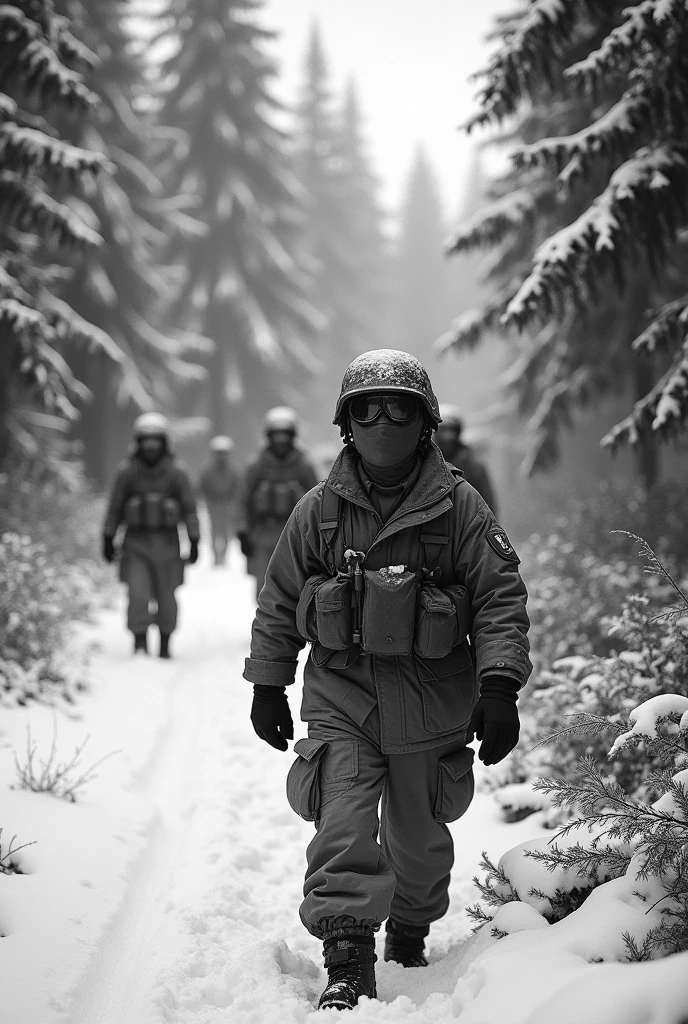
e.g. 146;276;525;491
243;442;531;754
199;461;240;505
103;453;200;542
236;444;319;555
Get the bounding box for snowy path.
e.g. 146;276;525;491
2;546;547;1023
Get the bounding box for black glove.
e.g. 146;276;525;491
102;535;115;564
251;685;293;751
187;538;199;564
237;530;254;558
468;678;520;766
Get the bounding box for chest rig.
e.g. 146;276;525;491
303;471;470;659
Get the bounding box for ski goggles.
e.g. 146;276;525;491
348;392;422;425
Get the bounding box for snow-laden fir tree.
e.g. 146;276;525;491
0;0;119;470
395;147;455;351
150;0;319;446
442;0;688;480
52;0;208;483
293;26;390;431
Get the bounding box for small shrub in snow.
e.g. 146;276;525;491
12;720;119;803
470;692;688;959
0;828;36;875
0;533;95;705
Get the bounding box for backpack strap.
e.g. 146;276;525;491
319;483;342;573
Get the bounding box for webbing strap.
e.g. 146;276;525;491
420;531;448;573
319;484;341;571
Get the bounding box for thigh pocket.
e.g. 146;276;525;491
286;738;328;821
319;739;359;807
434;747;475;824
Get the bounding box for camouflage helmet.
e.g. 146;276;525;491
263;406;298;435
209;434;234;453
333;349;441;426
438;404;464;432
133;412;170;439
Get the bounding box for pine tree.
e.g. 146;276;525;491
395;146;453;351
0;0;119;469
151;0;318;446
293;27;390;431
442;1;688;477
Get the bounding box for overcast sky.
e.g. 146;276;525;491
266;0;508;217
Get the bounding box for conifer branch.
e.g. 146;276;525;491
0;171;102;247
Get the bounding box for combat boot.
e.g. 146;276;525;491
383;919;429;968
159;632;172;659
133;632;148;655
318;934;377;1011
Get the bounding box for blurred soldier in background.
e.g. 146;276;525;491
435;404;498;516
199;435;239;566
236;407;318;597
102;413;200;658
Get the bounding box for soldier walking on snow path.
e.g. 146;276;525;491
199;435;240;566
435;404;499;517
243;350;531;1011
102;413;200;659
236;407;318;597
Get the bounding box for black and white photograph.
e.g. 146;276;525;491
1;0;688;1020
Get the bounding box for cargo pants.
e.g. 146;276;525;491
121;533;184;635
286;703;475;939
207;500;233;565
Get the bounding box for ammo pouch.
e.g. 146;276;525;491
124;495;143;529
251;480;273;519
413;582;470;659
296;573;352;650
273;480;304;519
361;567;417;656
125;493;180;530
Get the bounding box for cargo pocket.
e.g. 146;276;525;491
314;575;352;651
286;738;328;821
319;739;359;807
413;585;458;658
417;644;476;734
434;747;475;823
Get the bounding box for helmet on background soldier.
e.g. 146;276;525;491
263;406;299;436
132;412;170;440
333;349;442;428
209;435;234;453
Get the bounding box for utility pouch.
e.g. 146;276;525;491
445;584;471;645
361;567;417;656
413;584;458;659
252;480;273;519
161;496;181;528
143;492;163;530
315;574;352;651
124;495;143;529
296;573;331;643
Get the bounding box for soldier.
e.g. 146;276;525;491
243;350;531;1010
199;435;240;566
236;407;318;597
102;413;200;659
435;404;499;517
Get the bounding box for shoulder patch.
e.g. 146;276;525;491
486;526;520;562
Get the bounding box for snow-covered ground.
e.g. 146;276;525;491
2;542;687;1023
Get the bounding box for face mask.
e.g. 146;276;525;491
350;414;423;470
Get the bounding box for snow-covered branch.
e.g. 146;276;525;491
602;340;688;449
503;146;688;329
445;189;536;254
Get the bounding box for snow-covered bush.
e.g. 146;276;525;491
12;721;118;803
501;535;688;808
470;691;688;959
0;462;110;705
0;533;95;705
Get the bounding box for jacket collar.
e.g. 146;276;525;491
327;441;455;516
133;452;173;476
